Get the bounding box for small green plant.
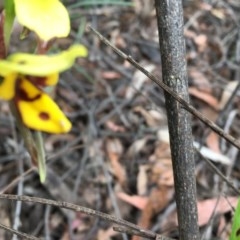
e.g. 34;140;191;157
230;198;240;240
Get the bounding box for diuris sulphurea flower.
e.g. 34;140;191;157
0;44;88;133
14;0;70;41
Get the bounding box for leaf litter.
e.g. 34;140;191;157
0;0;240;239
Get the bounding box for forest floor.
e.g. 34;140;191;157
0;0;240;239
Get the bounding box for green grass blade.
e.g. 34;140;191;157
4;0;15;48
230;198;240;240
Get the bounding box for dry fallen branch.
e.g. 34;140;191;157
88;26;240;150
0;194;175;240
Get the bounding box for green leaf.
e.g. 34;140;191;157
230;198;240;240
4;0;15;48
34;131;46;183
10;101;47;183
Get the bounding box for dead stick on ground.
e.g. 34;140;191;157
88;26;240;150
0;194;175;240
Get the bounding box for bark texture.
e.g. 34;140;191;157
154;0;200;239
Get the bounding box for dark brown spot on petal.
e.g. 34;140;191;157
16;79;41;101
39;112;50;121
27;76;47;87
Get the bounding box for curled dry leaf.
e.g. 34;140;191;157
105;138;127;187
206;132;221;154
194;142;231;165
125;63;155;99
101;71;122;80
126;136;149;158
189;87;219;110
188;67;212;93
117;192;148;210
134;106;166;127
137;165;149;195
105;120;126;132
218;80;238;110
211;8;225;19
149;141;174;186
132;186;174;240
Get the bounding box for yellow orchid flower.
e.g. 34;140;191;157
14;0;70;41
0;44;88;133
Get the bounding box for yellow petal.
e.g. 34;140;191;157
0;45;88;77
45;73;58;85
0;73;18;100
14;0;70;41
17;79;72;133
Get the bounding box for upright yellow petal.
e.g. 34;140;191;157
14;0;70;41
0;73;18;100
17;79;72;133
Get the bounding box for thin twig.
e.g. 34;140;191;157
0;222;42;240
0;167;34;194
87;25;240;150
0;194;174;240
196;149;240;195
113;226;174;240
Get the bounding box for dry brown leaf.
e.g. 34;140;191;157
188;68;211;93
45;134;76;151
206;132;221;153
117;192;148;210
97;227;118;240
58;87;79;102
197;196;237;226
189;87;219;110
217;215;231;239
137;165;149;195
105;138;127;187
201;107;219;122
132;186;174;240
125;64;155;99
161;196;238;231
194;34;208;53
149;142;171;161
200;2;212;11
219;80;238;110
211;8;225;19
184;29;197;39
127;137;149;158
105;120;126;132
133;0;155;18
149;142;173;186
134;106;165;127
101;71;121;80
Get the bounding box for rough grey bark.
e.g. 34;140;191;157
154;1;200;239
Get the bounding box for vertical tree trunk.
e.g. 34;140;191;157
154;1;200;239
